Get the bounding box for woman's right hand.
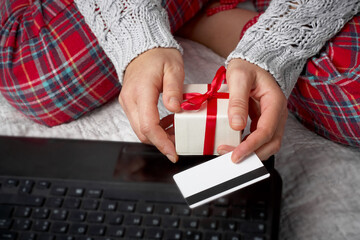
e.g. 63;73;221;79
119;48;185;163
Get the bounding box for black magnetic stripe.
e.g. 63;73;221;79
185;166;268;206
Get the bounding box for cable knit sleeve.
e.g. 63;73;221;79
74;0;182;83
226;0;360;98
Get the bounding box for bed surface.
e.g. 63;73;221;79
1;38;359;240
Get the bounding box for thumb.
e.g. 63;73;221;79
227;67;253;131
162;64;185;113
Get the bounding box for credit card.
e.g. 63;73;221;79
173;152;270;208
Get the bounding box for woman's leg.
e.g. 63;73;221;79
0;0;209;127
288;13;360;147
0;0;120;127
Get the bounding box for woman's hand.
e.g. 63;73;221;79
119;48;184;163
218;58;288;162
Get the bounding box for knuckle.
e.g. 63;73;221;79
229;97;248;111
139;123;152;136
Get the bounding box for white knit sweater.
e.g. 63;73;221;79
75;0;360;98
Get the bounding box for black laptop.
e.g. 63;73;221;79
0;136;282;240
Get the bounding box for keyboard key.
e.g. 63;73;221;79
200;219;218;230
68;187;85;197
51;209;68;221
251;209;267;220
56;236;75;240
0;219;12;230
126;227;144;238
19;232;36;240
0;230;17;240
125;215;142;226
156;205;173;215
204;232;221;240
63;198;81;209
107;226;125;237
69;223;87;235
145;228;163;239
118;202;136;212
88;225;106;236
50;186;67;196
86;189;102;198
222;220;237;231
106;213;123;225
82;199;99;210
51;222;68;234
243;236;265;240
184;230;202;240
241;222;266;233
137;203;154;214
87;212;105;223
183;219;199;229
0;194;44;207
213;207;228;218
33;208;50;219
36;181;51;190
232;207;247;219
101;200;117;211
193;206;210;217
45;197;63;208
225;233;241;240
33;220;51;232
13;207;31;218
175;205;191;216
37;234;54;240
68;210;87;222
4;179;19;188
163;217;180;228
144;216;161;227
164;229;182;240
13;219;32;230
214;197;230;206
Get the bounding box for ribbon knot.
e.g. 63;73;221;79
180;66;228;155
181;66;227;111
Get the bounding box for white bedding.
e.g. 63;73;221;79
1;38;360;240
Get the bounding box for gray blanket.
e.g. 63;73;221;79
1;38;359;240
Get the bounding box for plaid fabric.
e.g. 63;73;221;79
288;13;360;147
0;0;120;127
238;0;360;146
0;0;208;127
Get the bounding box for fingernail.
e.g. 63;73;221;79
169;97;180;108
218;149;229;155
232;115;244;128
166;154;177;163
235;156;245;164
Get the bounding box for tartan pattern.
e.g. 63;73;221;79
0;0;120;126
1;0;359;147
287;13;360;147
0;0;208;126
162;0;210;32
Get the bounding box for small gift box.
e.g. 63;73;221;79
175;67;241;155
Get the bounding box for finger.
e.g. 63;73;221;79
226;67;253;131
138;89;178;163
253;108;288;160
162;62;185;113
119;94;149;144
231;94;285;163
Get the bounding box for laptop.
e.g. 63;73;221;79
0;135;282;240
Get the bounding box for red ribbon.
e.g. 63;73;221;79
181;66;229;155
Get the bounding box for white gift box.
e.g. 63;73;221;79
175;84;241;155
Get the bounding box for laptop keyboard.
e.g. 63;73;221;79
0;177;268;240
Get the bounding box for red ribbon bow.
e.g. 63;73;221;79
181;66;229;155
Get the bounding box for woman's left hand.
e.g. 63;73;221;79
217;58;288;162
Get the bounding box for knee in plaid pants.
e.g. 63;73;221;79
1;0;359;146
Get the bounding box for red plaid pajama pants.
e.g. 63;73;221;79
1;0;359;147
